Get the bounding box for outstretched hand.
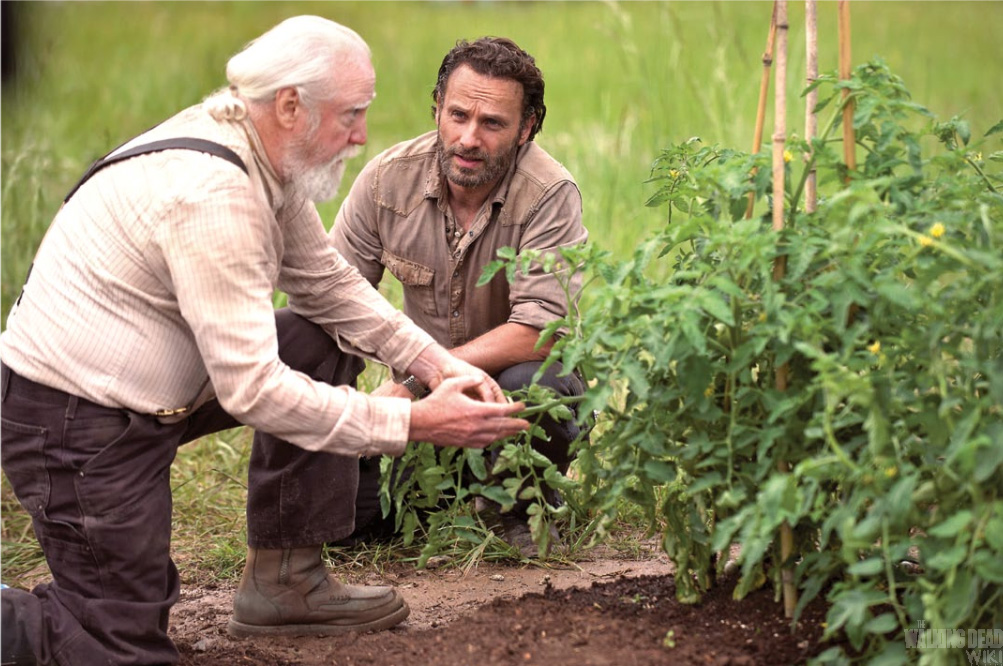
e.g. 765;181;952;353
408;376;529;449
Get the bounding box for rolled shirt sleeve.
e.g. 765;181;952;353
507;182;588;333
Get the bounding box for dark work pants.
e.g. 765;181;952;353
245;309;365;549
0;309;360;666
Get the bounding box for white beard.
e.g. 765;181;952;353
285;145;361;203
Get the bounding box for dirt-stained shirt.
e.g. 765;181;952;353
0;101;436;457
331;131;587;349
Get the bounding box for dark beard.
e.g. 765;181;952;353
436;134;517;189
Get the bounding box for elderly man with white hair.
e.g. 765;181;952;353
0;16;529;666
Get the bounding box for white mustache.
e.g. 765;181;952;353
334;145;362;163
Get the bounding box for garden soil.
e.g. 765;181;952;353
171;546;835;666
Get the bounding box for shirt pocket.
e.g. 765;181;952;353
381;249;439;317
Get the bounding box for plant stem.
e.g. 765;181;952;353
881;519;909;629
965;156;999;193
517;394;585;418
786;103;846;228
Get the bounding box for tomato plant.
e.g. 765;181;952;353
539;59;1002;664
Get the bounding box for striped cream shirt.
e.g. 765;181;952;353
0;102;435;457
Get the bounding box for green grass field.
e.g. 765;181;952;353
2;0;1001;586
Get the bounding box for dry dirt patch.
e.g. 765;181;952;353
172;547;833;665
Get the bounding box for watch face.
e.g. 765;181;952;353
404;376;426;398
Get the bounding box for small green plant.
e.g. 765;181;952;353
378;383;584;567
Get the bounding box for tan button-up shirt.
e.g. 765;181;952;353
331;131;587;349
0;102;436;456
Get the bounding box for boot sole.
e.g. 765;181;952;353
226;601;410;638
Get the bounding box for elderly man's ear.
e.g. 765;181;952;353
274;87;303;130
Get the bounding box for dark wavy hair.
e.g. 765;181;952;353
431;37;546;141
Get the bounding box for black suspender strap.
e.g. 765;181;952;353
62;137;248;203
14;138;249;309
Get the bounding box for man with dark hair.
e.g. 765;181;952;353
0;19;530;666
331;37;589;556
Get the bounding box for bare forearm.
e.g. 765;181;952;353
449;323;553;376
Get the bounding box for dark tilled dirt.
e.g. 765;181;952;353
172;563;834;666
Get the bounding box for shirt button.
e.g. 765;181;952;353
454;231;461;238
468;231;474;237
453;271;459;278
452;310;459;318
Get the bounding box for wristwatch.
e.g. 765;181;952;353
401;375;430;399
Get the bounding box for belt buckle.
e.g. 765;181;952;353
154;406;189;424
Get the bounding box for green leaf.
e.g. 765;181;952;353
866;641;908;666
847;558;884;577
685;472;724;496
941;569;976;626
925;544;967;572
477;260;506;286
642;459;677;483
984;504;1003;551
864;612;899;635
974;551;1003;583
478;485;516;509
757;474;802;526
698;291;735;326
928;510;973;539
517;486;541;501
826;585;886;640
464;449;488;481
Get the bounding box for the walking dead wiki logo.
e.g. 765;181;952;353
905;620;1003;665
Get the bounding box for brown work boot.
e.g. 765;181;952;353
227;546;409;637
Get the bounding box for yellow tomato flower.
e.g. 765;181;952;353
884;466;898;478
929;222;945;238
783;149;793;163
919;235;933;247
668;169;680;179
867;341;881;354
704;385;715;398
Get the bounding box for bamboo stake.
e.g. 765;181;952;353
771;3;788;239
745;2;778;219
770;0;798;621
839;0;856;176
805;0;819;213
839;0;861;327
